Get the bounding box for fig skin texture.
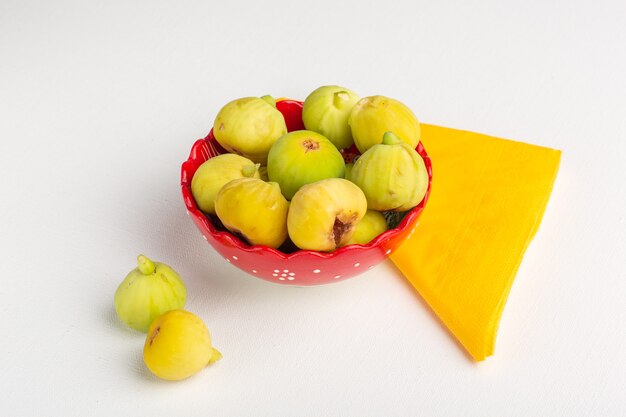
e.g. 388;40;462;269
214;178;289;249
213;96;287;164
191;154;259;214
350;132;428;212
302;85;360;150
143;309;222;381
345;210;388;245
114;255;186;333
287;178;367;251
348;95;421;153
267;130;345;200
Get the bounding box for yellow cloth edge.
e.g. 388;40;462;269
483;151;561;357
390;124;561;361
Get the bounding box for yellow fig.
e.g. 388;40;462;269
213;96;287;163
345;210;388;245
348;95;421;153
287;178;367;251
214;178;289;248
302;85;360;150
191;154;260;214
143;309;222;381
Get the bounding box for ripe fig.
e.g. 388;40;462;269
214;177;289;248
267;130;345;200
114;255;186;332
213;96;287;163
287;178;367;251
191;154;259;214
348;95;421;153
350;132;428;212
143;309;222;381
302;85;360;150
345;210;388;245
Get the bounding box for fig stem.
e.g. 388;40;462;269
137;255;156;275
267;181;282;193
333;91;350;108
382;131;402;145
208;347;223;365
242;164;259;177
260;95;276;107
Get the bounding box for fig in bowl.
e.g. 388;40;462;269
181;99;432;286
349;95;421;153
267;130;345;200
302;85;360;150
350;131;429;212
213;95;287;164
287;178;367;252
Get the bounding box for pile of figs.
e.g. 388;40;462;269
191;86;429;253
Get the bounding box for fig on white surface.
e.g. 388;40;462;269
114;255;186;332
143;309;221;381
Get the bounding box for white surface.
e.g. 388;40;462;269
1;0;625;416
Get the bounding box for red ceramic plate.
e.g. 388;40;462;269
181;99;432;286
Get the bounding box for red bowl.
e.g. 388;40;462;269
181;99;432;286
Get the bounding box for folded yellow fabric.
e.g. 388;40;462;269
390;124;561;361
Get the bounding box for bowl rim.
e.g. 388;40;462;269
181;99;432;260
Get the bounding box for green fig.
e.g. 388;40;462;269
348;95;421;153
213;96;287;163
191;154;260;214
350;132;428;212
267;130;345;200
302;85;360;149
114;255;187;332
287;178;367;251
345;210;388;245
214;178;289;248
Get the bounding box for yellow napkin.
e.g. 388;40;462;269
390;124;561;361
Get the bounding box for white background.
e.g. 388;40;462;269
1;1;625;416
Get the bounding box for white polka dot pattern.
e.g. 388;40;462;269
270;269;296;281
